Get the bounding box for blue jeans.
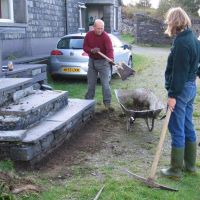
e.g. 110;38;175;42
168;81;196;148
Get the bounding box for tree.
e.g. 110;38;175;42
176;0;200;15
157;0;200;17
136;0;151;8
157;0;173;17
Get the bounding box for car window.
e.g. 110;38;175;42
57;37;84;49
109;35;123;48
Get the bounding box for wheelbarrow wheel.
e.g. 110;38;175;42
126;117;135;132
145;117;155;132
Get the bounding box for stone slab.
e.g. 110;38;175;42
0;78;32;91
0;90;68;115
10;143;42;161
0;64;47;85
48;98;95;122
22;99;95;143
0;130;27;141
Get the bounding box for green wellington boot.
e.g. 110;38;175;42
161;147;184;179
184;141;197;173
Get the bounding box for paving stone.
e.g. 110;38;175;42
13;86;34;101
0;130;27;141
0;78;32;91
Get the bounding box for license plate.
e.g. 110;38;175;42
63;67;80;73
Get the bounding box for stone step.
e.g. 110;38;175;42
0;64;47;86
0;78;33;106
0;99;95;163
0;90;68;130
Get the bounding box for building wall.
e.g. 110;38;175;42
66;0;85;34
0;0;66;59
66;0;121;34
0;0;121;60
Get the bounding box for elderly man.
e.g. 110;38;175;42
83;19;114;111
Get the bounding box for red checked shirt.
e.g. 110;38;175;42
83;30;114;60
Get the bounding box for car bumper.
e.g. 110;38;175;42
49;61;88;77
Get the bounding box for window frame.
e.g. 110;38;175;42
0;0;14;23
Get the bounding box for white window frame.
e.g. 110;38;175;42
0;0;14;23
78;3;86;29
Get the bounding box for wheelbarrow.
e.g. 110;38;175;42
114;88;165;132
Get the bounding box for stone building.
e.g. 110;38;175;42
0;0;122;61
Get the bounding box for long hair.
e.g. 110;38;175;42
165;7;191;37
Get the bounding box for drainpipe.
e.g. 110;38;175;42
65;0;68;34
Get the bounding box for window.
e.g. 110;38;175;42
57;37;84;49
0;0;14;22
78;3;86;30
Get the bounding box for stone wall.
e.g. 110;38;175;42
121;14;200;45
135;14;171;45
120;16;136;36
0;0;66;59
66;0;85;34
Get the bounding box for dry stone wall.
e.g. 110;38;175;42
121;13;200;45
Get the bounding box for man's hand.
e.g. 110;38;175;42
91;47;100;54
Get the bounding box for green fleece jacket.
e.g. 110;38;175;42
165;29;200;98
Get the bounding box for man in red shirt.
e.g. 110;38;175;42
83;19;114;111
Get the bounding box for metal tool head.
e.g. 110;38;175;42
126;170;178;192
116;62;135;81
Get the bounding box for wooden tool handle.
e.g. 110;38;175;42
97;52;116;65
148;108;171;181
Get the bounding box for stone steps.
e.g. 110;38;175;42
0;90;68;130
0;65;96;166
0;78;33;106
0;99;95;164
0;64;47;86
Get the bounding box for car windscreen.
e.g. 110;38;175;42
57;37;84;49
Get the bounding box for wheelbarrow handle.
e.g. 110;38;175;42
97;52;116;65
148;108;171;181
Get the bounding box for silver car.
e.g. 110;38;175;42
49;33;133;80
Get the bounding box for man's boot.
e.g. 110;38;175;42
184;141;196;173
161;147;184;179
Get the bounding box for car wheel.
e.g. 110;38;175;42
128;56;133;68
